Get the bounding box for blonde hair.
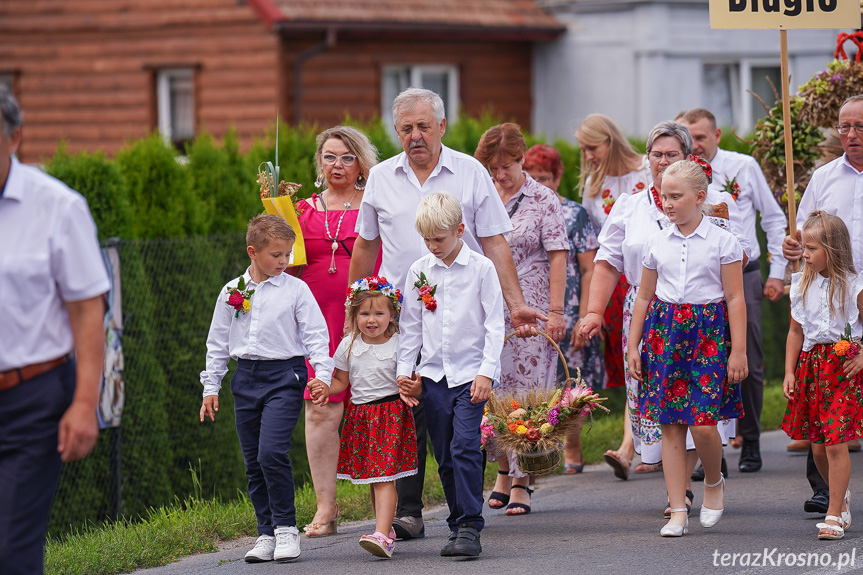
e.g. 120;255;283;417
246;214;295;250
346;291;399;354
662;160;709;196
798;211;857;318
314;125;378;184
415;192;462;237
575;114;643;200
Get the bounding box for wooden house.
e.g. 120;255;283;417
0;0;562;162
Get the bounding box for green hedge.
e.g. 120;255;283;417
42;118;787;537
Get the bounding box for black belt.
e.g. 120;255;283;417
744;260;760;273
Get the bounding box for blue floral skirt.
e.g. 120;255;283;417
639;298;743;426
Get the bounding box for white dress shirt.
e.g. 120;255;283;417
0;156;110;371
642;215;743;305
397;243;504;387
333;333;399;405
356;144;512;287
583;157;650;234
200;269;334;396
708;148;789;278
790;272;863;351
796;154;863;270
596;188;751;289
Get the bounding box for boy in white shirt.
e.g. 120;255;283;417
397;192;505;558
199;214;332;564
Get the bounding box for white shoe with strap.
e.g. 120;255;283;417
660;509;689;537
700;475;725;528
817;516;845;540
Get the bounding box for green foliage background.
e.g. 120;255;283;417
43;117;788;538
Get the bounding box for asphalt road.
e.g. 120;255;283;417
136;430;863;575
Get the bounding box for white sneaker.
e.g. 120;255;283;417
244;534;275;563
274;525;301;562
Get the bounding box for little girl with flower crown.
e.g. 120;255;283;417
782;211;863;541
310;276;420;558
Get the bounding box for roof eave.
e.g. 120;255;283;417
271;19;564;42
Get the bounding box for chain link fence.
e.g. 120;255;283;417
48;234;312;538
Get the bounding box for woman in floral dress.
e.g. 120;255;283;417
524;144;603;473
475;124;568;514
576;114;650;393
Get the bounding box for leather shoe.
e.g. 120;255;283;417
440;531;458;557
449;524;481;557
804;489;830;514
391;516;425;540
738;439;762;472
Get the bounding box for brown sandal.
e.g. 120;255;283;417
603;450;631;480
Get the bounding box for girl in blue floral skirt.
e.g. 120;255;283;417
627;160;747;537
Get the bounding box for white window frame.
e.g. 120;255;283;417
702;58;780;132
156;68;195;146
382;64;459;137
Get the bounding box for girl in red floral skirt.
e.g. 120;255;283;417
627;160;747;537
311;276;419;558
782;211;863;541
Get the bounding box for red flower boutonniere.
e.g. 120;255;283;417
834;322;861;360
413;271;438;311
226;277;255;318
722;176;741;202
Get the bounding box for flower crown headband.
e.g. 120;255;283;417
687;154;713;184
345;275;403;314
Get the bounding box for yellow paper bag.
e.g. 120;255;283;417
261;196;307;266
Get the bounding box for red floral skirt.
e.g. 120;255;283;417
782;344;863;445
337;395;418;484
603;274;629;388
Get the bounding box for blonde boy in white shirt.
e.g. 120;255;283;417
199;215;332;564
397;192;504;558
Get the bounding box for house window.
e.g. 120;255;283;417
382;65;459;137
0;74;13;92
156;69;195;150
702;61;781;132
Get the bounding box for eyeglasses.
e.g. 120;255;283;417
836;124;863;135
322;153;357;166
648;151;683;161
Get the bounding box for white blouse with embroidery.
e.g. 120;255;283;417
582;157;650;234
333;333;399;404
790;272;863;351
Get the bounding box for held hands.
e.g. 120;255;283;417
782;230;803;262
397;373;422;407
200;395;219;423
844;353;863;380
578;312;603;343
570;320;586;352
782;373;796;400
307;378;329;406
470;375;492;403
511;304;545;338
727;351;749;385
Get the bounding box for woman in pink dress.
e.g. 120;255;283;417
475;123;569;516
294;125;381;537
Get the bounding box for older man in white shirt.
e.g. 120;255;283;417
0;85;109;575
678;108;787;474
783;94;863;515
349;88;542;540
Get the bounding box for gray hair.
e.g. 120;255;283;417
646;121;692;156
0;83;22;139
392;87;445;127
840;94;863;115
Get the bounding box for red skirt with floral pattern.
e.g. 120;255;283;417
337;395;418;484
603;274;629;388
782;344;863;446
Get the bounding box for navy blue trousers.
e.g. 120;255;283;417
231;357;305;535
422;376;485;532
0;360;75;575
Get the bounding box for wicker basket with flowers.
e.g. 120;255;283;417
482;331;609;475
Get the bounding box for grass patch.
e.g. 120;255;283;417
46;381;789;575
